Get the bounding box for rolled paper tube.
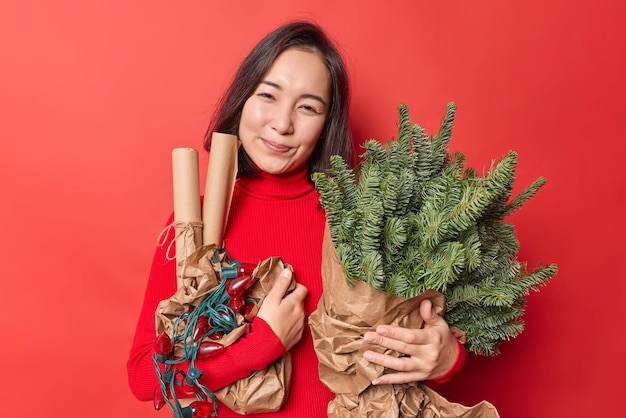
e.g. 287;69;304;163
202;132;239;246
172;148;202;286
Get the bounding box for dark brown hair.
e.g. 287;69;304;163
204;20;352;176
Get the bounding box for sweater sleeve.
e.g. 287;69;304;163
126;216;286;402
196;317;286;391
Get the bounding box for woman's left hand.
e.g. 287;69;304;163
362;298;458;385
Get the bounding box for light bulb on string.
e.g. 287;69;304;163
173;400;216;418
154;332;173;362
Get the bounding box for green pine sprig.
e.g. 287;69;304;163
312;102;558;356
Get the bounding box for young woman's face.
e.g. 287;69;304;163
239;47;331;174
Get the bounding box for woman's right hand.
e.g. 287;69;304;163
256;268;308;351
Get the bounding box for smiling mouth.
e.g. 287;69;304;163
262;139;291;153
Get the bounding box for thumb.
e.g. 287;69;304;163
420;298;445;328
267;268;293;300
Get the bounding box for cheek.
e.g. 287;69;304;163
238;103;260;144
301;120;326;149
239;101;255;131
242;96;270;122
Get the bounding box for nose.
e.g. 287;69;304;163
270;104;294;135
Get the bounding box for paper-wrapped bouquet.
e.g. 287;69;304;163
309;103;558;417
152;134;294;417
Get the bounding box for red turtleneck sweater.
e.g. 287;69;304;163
127;166;464;417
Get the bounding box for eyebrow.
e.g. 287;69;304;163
260;80;328;107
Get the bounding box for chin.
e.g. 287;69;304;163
262;167;291;175
255;159;298;175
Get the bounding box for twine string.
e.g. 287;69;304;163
157;221;203;283
157;221;204;261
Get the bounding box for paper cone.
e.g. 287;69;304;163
309;224;500;417
202;132;239;247
157;134;293;414
171;148;203;288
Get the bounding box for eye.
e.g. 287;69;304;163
300;103;322;115
256;92;276;100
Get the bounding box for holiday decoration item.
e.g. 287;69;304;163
153;133;294;417
171;148;203;288
154;249;294;417
309;103;557;416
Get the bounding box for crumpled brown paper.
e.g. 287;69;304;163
156;246;294;414
327;384;499;417
309;224;500;417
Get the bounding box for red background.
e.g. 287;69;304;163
1;1;624;417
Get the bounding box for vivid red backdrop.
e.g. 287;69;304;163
1;1;624;417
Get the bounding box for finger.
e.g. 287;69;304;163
266;269;293;302
363;350;430;379
419;298;433;321
372;370;426;386
420;298;447;328
366;324;430;347
364;330;423;356
286;282;308;302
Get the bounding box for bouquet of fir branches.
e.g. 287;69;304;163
308;103;557;417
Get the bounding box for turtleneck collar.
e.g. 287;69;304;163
236;165;315;200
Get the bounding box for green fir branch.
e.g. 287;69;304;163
312;102;558;355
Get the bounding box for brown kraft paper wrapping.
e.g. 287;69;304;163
171;147;203;288
155;250;295;414
157;133;293;413
214;257;296;414
308;224;500;417
202;132;239;247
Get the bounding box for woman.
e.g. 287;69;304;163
127;21;465;417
